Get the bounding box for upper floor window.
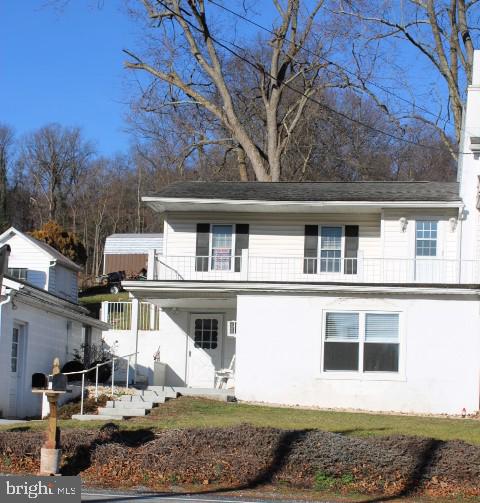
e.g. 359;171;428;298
8;268;27;281
323;311;400;373
320;226;342;272
211;224;233;271
416;220;438;257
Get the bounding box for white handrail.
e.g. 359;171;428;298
54;352;138;416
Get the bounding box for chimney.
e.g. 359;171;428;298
458;50;480;264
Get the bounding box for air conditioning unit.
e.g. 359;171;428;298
470;136;480;153
227;320;237;337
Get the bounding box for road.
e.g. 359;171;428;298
81;489;333;503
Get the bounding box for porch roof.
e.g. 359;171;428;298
123;280;480;300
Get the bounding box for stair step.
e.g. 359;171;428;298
72;414;120;421
98;407;148;417
120;393;166;404
106;400;154;409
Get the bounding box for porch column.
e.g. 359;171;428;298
131;298;140;384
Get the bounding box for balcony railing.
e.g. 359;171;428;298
149;253;480;285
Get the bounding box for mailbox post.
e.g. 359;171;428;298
32;357;67;476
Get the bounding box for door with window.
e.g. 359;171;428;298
9;324;26;417
188;315;223;388
415;220;440;282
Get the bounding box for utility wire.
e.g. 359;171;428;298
152;0;470;156
207;0;454;128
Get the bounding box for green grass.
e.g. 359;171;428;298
3;397;480;445
79;292;129;304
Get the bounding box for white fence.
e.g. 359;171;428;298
101;301;160;331
152;253;480;285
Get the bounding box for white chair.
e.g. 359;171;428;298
215;355;236;389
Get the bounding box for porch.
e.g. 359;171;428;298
100;296;236;391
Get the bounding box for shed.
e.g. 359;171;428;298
103;234;163;274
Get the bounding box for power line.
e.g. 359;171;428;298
152;0;467;156
207;0;454;127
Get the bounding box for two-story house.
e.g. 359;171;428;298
0;227;109;419
120;51;480;416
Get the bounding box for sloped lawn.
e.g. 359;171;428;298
3;397;479;445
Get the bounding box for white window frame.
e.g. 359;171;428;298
319;309;404;381
8;268;28;281
209;224;236;272
415;219;439;258
11;326;20;373
318;225;345;274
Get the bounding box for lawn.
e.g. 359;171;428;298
79;292;129;304
3;397;480;445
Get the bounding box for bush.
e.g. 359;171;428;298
0;425;478;497
56;394;108;419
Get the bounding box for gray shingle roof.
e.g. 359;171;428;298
149;181;460;202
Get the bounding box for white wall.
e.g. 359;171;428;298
5;234;50;290
0;301;101;419
235;293;480;415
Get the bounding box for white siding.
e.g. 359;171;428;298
5;234;50;290
382;209;458;260
164;212;381;259
0;301;101;419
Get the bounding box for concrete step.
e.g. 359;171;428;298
159;387;235;402
144;387;178;399
97;407;148;417
106;400;154;409
121;392;167;404
71;414;120;421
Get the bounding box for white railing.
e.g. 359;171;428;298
152;253;480;285
102;301;160;331
60;352;138;416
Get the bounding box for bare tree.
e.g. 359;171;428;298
0;124;14;229
18;124;94;222
124;0;338;181
335;0;479;158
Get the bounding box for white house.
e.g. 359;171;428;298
0;227;82;303
0;228;108;419
116;51;480;416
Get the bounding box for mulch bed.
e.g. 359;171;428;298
0;424;478;498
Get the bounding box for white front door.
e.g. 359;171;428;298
9;324;26;418
187;315;223;388
414;220;442;282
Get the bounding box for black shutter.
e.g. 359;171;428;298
195;223;210;272
304;225;318;274
234;224;249;272
344;225;359;274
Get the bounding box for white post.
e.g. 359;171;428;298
241;249;249;281
95;365;99;402
80;373;85;415
147;249;156;280
111;358;115;397
131;298;140;384
126;355;130;389
100;301;109;323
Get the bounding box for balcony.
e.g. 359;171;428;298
148;252;480;285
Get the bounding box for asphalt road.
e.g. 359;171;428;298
81;489;333;503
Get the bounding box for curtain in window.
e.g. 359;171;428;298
324;312;359;371
364;313;399;372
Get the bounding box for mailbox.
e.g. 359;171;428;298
32;373;48;390
52;373;67;392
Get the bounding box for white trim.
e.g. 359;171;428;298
122;280;480;297
143;196;463;215
209;223;236;272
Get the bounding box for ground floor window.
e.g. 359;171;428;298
194;318;218;349
324;311;400;373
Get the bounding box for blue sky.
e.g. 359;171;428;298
2;1;137;156
2;1;449;157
